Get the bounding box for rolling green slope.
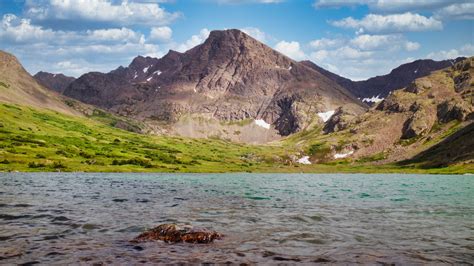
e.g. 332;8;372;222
1;103;472;174
0;103;283;173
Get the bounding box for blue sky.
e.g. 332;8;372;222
0;0;472;80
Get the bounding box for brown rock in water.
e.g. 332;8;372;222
131;224;222;244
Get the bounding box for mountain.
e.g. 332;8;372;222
34;71;76;93
302;57;465;103
62;29;366;141
0;50;80;116
299;57;473;165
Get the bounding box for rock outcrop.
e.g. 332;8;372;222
323;107;357;134
34;71;76;93
401;104;436;139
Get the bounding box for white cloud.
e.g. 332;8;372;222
350;34;393;50
308;34;423;80
0;14;54;43
86;27;143;43
216;0;283;4
426;44;474;60
434;3;474;20
241;27;269;43
349;34;419;51
150;26;172;42
309;37;344;49
274;41;306;60
0;12;166;77
331;12;443;33
314;0;470;14
335;46;373;59
175;28;210;52
404;41;420;51
25;0;180;26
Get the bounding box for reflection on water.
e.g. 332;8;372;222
0;173;473;264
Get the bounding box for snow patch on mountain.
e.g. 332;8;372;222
362;95;384;103
254;119;271;129
297;156;311;165
334;150;354;159
318;110;335;122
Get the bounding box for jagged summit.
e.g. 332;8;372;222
34;71;75;93
58;28;366;140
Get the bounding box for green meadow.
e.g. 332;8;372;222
0;103;471;174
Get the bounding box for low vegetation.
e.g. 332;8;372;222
0;103;471;174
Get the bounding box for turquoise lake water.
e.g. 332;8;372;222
0;173;473;264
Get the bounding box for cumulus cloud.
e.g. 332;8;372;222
86;27;144;43
331;12;443;33
0;12;166;77
427;44;474;60
149;26;172;42
25;0;180;26
309;37;344;50
274;41;306;60
215;0;283;4
241;27;269;43
404;41;420;51
0;14;54;43
308;34;423;80
314;0;471;14
434;3;474;20
349;34;419;51
175;28;210;52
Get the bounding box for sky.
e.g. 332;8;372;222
0;0;473;80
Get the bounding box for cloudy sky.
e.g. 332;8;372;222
0;0;473;80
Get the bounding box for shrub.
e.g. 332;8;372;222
79;151;93;159
52;161;66;169
28;162;45;168
111;158;153;168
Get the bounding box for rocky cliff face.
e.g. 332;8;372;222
302;58;465;102
62;29;366;138
34;72;76;93
312;57;473;163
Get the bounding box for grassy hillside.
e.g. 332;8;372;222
1;103;472;174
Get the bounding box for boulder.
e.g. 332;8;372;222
376;97;408;113
323;107;356;134
131;224;223;244
453;72;471;93
437;100;472;123
401;106;436;139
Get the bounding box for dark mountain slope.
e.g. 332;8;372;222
34;71;76;93
302;58;465;101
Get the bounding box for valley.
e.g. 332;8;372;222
0;30;473;174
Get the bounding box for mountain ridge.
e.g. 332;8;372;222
302;57;466;103
59;29;367;141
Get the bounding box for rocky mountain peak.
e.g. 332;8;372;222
0;50;25;73
33;71;75;93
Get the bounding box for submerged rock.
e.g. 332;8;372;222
131;224;223;244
